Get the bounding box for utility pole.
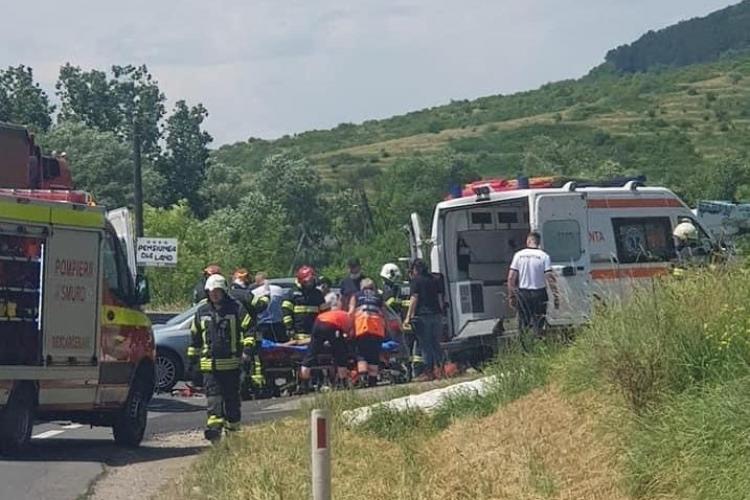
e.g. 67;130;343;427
133;120;144;238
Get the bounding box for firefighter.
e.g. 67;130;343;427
282;266;329;343
192;264;221;305
350;278;387;387
380;262;422;377
229;269;269;392
187;274;253;441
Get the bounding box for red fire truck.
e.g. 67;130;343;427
0;122;154;454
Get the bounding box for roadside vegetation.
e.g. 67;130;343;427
163;268;750;500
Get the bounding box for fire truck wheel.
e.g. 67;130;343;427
0;382;35;455
113;372;150;447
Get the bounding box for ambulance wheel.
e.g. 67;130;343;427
113;371;151;447
0;382;35;455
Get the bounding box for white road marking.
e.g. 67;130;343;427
60;423;83;430
33;430;65;439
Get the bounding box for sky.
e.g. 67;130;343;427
0;0;738;145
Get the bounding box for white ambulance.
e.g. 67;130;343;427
407;180;718;348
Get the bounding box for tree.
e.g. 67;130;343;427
249;153;331;268
56;64;166;236
158;100;213;212
39;122;132;208
0;65;55;132
704;153;750;201
56;64;122;132
198;160;246;213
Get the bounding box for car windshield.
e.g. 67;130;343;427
164;305;199;326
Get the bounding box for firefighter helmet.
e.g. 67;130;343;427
296;265;316;284
380;263;401;282
205;274;229;292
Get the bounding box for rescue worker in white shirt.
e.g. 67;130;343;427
188;274;253;441
507;231;560;338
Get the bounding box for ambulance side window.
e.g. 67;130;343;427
612;217;675;264
103;230;132;302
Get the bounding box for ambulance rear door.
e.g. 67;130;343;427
532;192;591;326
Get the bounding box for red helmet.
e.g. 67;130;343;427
296;265;316;284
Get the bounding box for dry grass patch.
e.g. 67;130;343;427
420;386;628;500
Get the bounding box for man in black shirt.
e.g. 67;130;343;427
404;259;445;381
339;257;365;307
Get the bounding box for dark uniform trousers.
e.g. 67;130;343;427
205;369;241;430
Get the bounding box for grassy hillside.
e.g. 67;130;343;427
213;52;750;201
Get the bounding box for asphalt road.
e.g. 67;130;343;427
0;390;304;500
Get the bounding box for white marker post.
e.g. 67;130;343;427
311;409;331;500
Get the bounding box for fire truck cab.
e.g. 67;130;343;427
0;191;154;454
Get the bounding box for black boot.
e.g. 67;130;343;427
368;375;378;388
204;427;222;442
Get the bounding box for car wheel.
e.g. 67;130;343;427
155;349;182;393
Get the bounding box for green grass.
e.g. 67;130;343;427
625;378;750;499
556;268;750;499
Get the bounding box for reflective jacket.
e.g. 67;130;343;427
188;298;253;372
282;283;329;339
353;289;385;338
382;280;410;318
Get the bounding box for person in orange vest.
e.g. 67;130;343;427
349;278;386;387
299;294;351;387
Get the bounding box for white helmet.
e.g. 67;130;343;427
205;274;229;292
673;222;698;242
380;263;401;282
